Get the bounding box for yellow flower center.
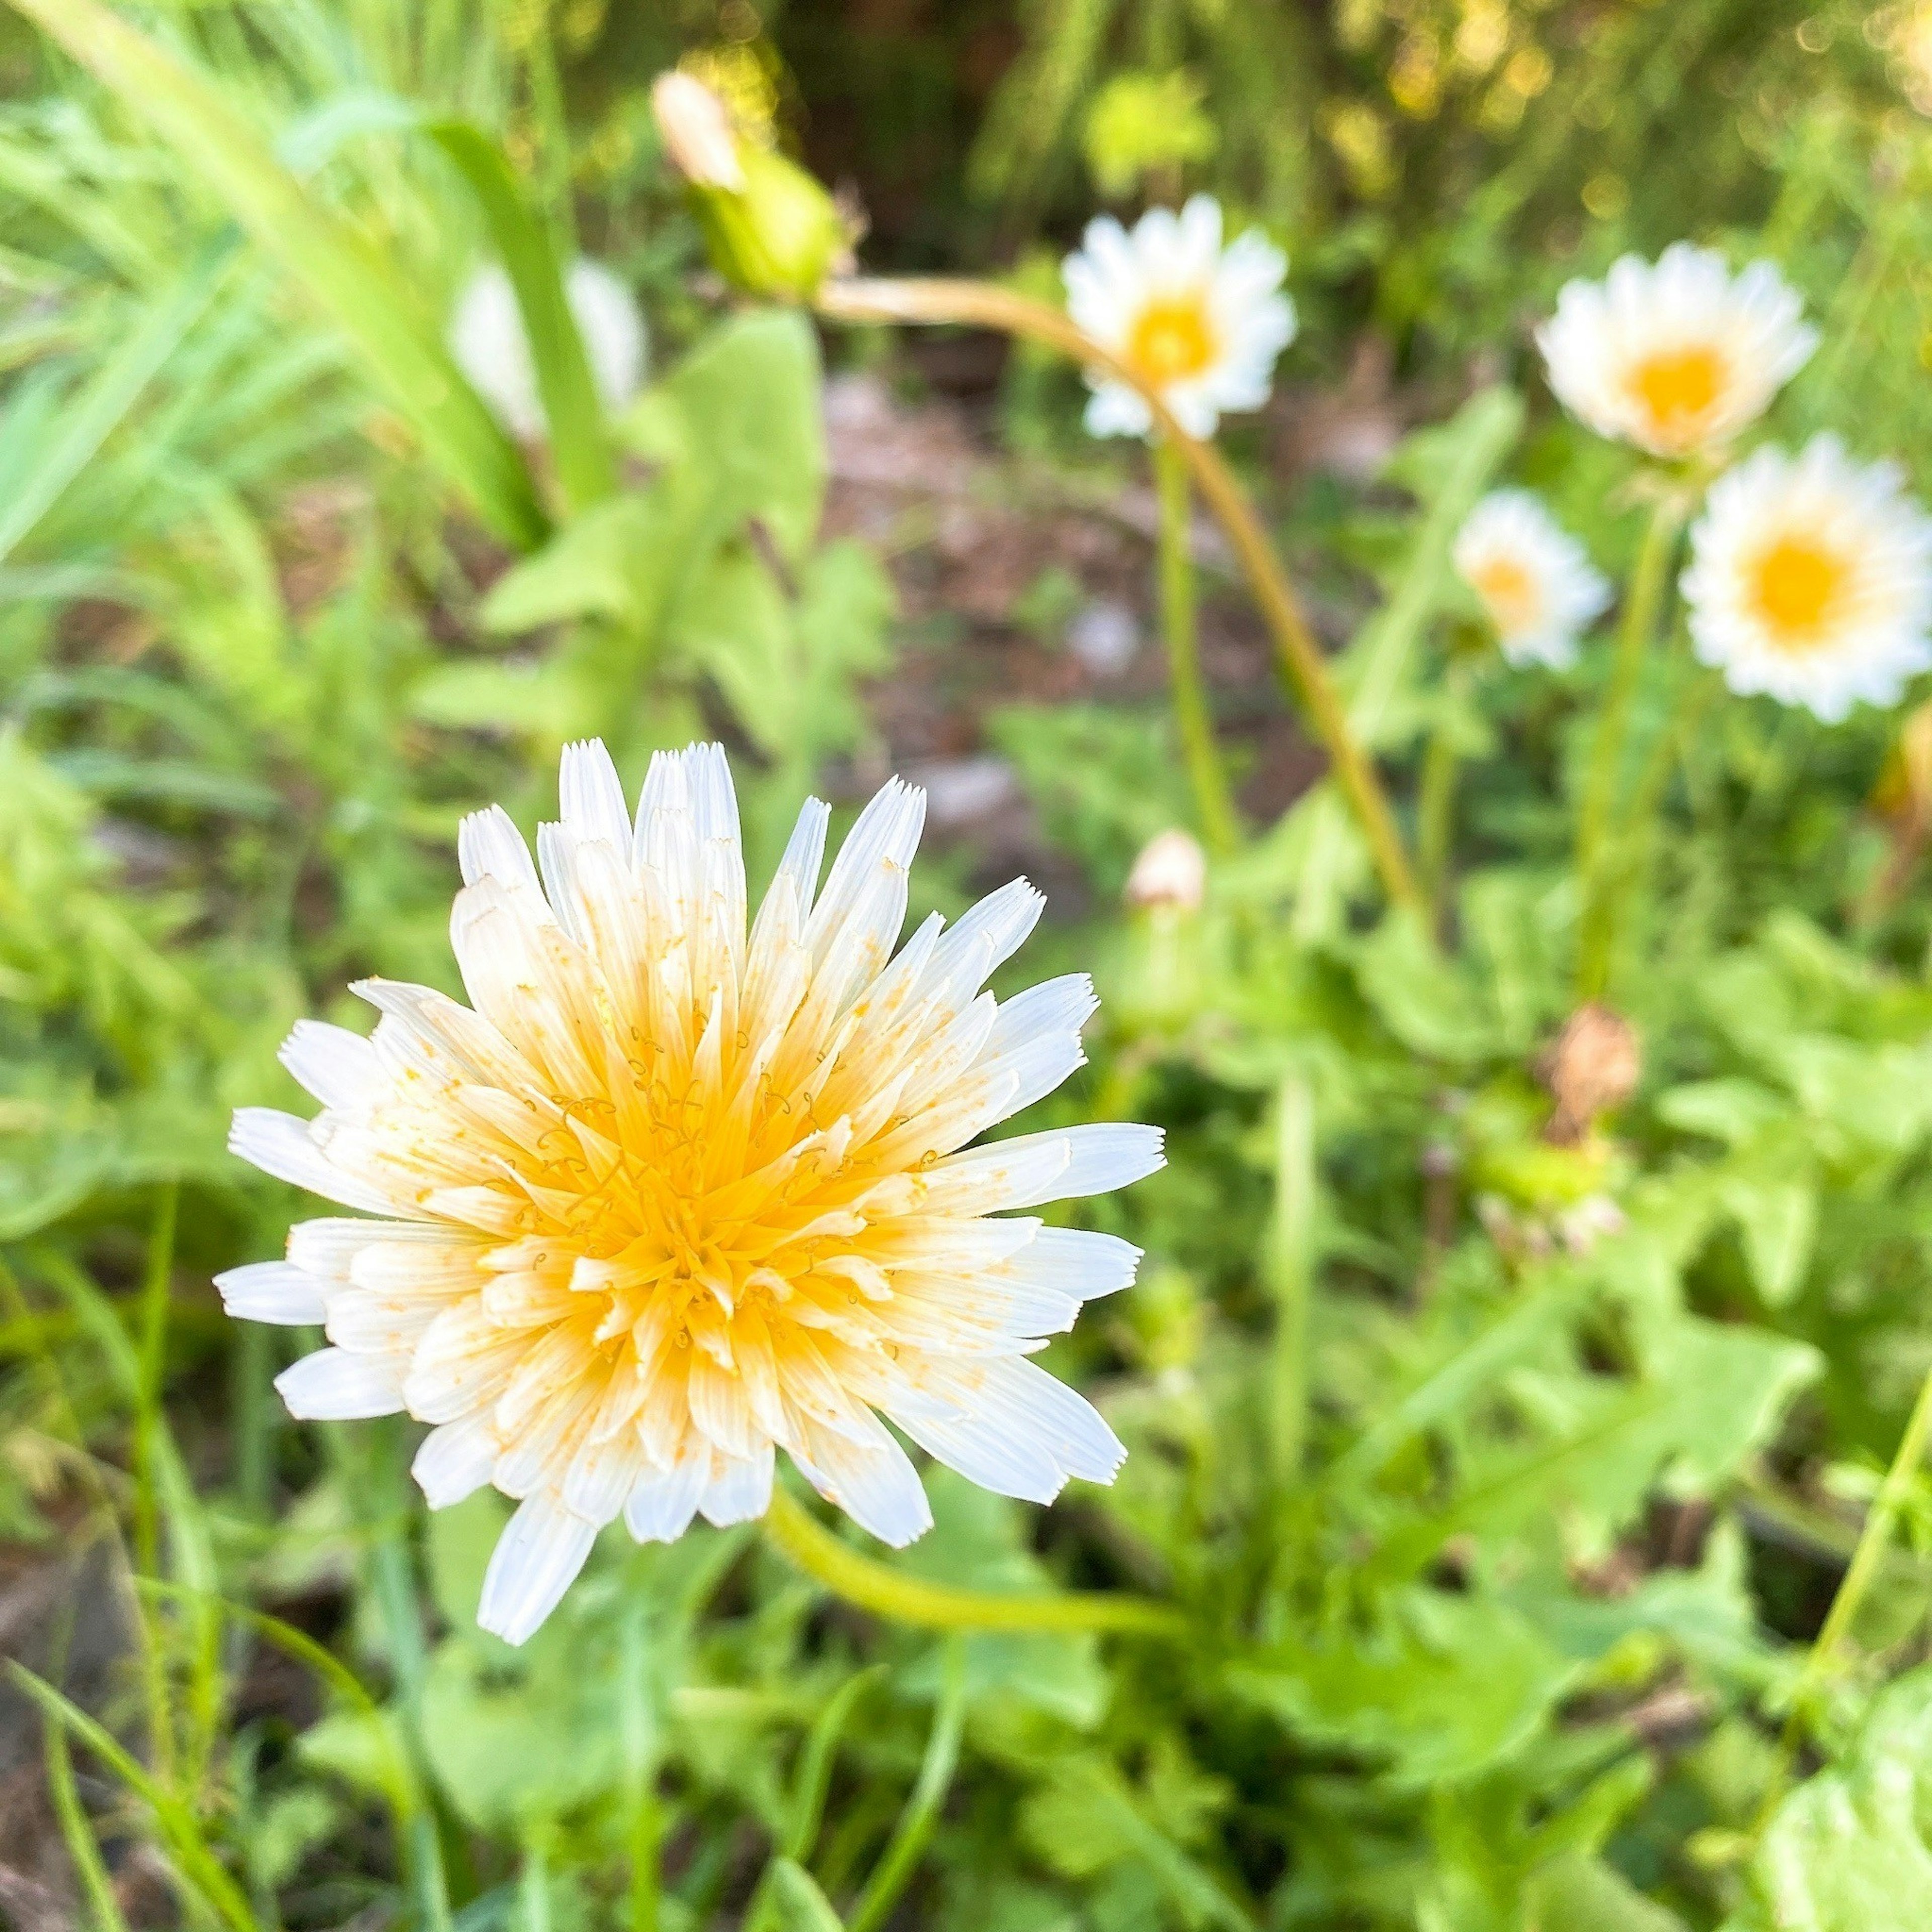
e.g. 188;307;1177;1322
1748;534;1850;651
1127;295;1217;385
1470;554;1543;636
1627;344;1727;444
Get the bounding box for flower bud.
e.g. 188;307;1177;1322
1124;828;1206;914
652;70;849;300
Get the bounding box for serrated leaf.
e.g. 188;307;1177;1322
1730;1665;1932;1931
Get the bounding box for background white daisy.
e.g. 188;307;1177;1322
1062;194;1296;441
449;257;648;443
1537;243;1815;460
1453;488;1611;669
1681;434;1932;721
220;744;1162;1644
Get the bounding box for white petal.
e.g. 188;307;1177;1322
214;1261;326;1325
997;1226;1143;1301
413;1414;500;1508
278;1019;383;1110
924;1122;1164;1212
229;1109;398;1215
697;1444;774;1526
796;1428;932;1547
275;1347;408;1421
624;1451;707;1543
476;1494;597;1645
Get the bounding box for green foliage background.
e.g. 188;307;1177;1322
6;4;1932;1931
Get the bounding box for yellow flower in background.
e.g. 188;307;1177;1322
448;259;647;443
1062;194;1296;441
1453;489;1609;669
1537;244;1815;459
220;745;1159;1644
1681;435;1932;721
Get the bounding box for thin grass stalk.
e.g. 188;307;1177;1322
846;1637;967;1932
1267;1075;1316;1492
619;1599;662;1932
814;277;1422;911
1153;437;1240;853
1575;494;1684;997
762;1487;1184;1637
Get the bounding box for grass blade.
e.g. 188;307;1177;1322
427;119;615;514
4;0;548;552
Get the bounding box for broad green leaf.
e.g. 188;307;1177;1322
1720;1170;1818;1308
1230;1590;1575;1786
7;0;547;550
1655;1080;1787;1148
1730;1665;1932;1932
480;494;656;633
1354;907;1498;1062
1523;1852;1688;1931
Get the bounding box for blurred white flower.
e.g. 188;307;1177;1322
449;259;647;443
1062;194;1296;441
1124;828;1207;911
220;743;1160;1645
1537;244;1815;460
1681;435;1932;721
1452;489;1610;669
651;70;745;190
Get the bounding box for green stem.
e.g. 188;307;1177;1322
847;1638;966;1932
1576;494;1685;999
1417;656;1471;912
1154;437;1240;856
619;1599;661;1932
762;1488;1184;1638
814;278;1423;911
1267;1075;1316;1491
1784;1361;1932;1755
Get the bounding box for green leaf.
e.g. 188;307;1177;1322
1720;1169;1818;1308
426;120;616;514
1354;907;1499;1062
8;0;546;550
480;494;656;633
1231;1591;1576;1786
1523;1852;1689;1931
770;1858;848;1932
1731;1665;1932;1931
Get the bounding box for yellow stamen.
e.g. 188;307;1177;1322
1749;535;1848;651
1627;343;1727;443
1470;555;1543;636
1127;295;1217;385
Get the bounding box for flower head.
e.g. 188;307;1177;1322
1681;435;1932;721
1452;489;1610;669
220;745;1160;1644
651;71;745;191
1537;244;1815;460
450;259;647;444
1062;194;1295;441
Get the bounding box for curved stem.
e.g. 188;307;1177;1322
1154;438;1240;854
1758;1359;1932;1831
1575;495;1684;999
815;276;1421;912
762;1487;1184;1638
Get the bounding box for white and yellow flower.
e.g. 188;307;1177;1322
1680;435;1932;721
1537;244;1815;460
219;745;1160;1644
449;258;647;443
1453;489;1611;669
1062;194;1295;441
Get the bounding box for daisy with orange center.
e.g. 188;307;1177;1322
1681;436;1932;720
219;744;1162;1643
1453;490;1610;670
1538;244;1815;460
1062;195;1295;441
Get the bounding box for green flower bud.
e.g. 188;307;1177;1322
652;71;849;301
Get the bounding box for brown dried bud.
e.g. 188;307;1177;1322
1541;1003;1640;1145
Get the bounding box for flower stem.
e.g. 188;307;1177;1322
762;1487;1184;1637
1786;1361;1932;1751
1576;493;1684;999
1154;437;1240;854
1417;655;1471;914
814;276;1422;912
